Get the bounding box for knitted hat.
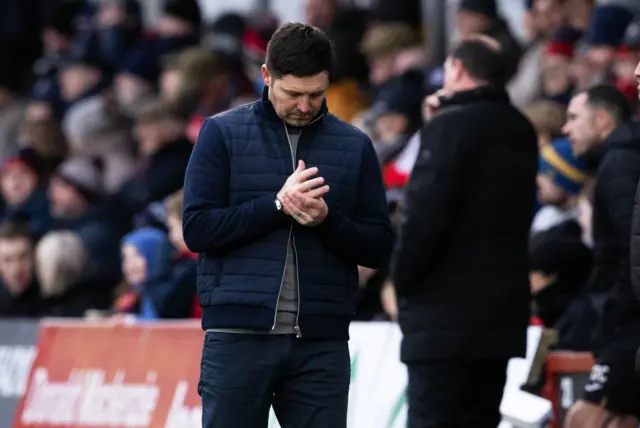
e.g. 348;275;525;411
617;20;640;56
163;0;201;28
586;4;634;47
539;138;590;194
119;46;160;84
545;27;583;58
459;0;498;18
2;148;44;182
54;156;105;202
60;39;109;73
529;221;592;279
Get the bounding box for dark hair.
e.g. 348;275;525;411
449;35;506;85
266;23;335;78
0;221;34;243
584;84;632;124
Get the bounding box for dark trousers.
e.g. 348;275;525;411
406;358;509;428
198;332;350;428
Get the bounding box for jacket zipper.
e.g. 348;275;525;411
273;116;324;338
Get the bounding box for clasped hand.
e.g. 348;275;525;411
277;160;330;226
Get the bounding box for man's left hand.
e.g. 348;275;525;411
282;192;328;226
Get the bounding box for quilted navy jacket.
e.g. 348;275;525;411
182;89;393;339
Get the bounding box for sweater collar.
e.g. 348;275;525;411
256;86;328;125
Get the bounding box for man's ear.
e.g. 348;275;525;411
594;108;613;136
261;65;271;87
451;58;465;82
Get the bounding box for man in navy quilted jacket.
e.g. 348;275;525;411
182;22;393;428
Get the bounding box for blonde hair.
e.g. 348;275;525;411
524;101;567;141
36;231;88;297
165;189;183;221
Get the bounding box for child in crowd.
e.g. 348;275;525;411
114;190;198;319
532;138;590;233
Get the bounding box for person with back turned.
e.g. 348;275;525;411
392;35;538;428
182;22;393;428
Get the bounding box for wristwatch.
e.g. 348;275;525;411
275;196;283;211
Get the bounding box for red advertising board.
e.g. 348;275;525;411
13;320;204;428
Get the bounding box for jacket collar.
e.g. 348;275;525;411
439;85;510;109
256;86;328;126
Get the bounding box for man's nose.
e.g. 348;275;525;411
297;99;311;113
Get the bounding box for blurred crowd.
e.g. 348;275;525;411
0;0;637;354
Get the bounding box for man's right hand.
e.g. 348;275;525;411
422;90;446;121
277;160;330;216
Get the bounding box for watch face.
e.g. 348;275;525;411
275;198;282;210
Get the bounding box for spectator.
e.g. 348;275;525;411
114;48;160;117
58;41;111;107
562;84;640;426
584;4;634;85
529;220;592;327
62;95;137;192
17;117;67;180
49;156;122;289
116;227;172;319
532;138;590;233
117;98;192;220
370;71;424;170
507;0;563;109
115;219;195;320
613;21;640;104
392;35;538;428
541;27;582;105
36;230;109;317
87;0;142;71
159;48;255;142
0;222;39;317
455;0;523;84
0;148;52;239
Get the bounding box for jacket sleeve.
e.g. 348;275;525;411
602;154;639;288
632;179;640;298
585;152;639;295
182;118;287;253
392;118;466;295
313;137;393;268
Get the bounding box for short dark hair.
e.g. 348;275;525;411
584;84;632;125
266;22;335;78
0;221;33;243
450;35;506;85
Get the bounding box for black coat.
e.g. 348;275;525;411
393;86;538;362
588;121;640;355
